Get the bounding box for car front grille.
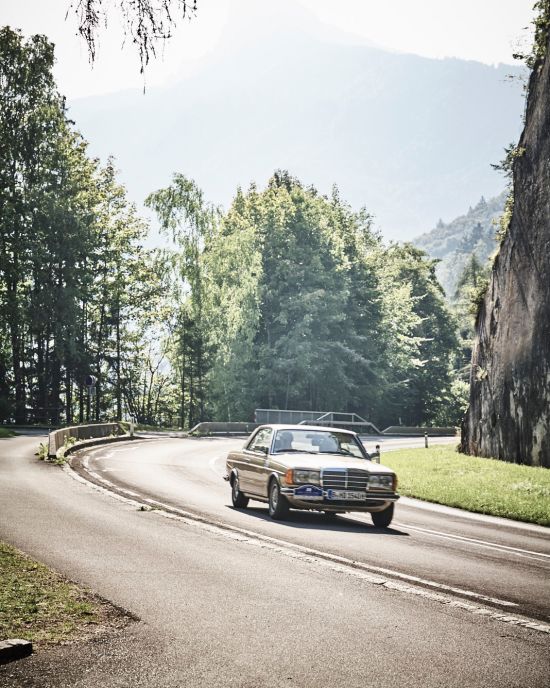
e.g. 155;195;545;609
321;468;369;491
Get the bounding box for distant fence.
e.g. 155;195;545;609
254;410;456;437
254;409;381;433
48;422;126;458
255;409;327;425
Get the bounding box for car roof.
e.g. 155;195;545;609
258;424;357;436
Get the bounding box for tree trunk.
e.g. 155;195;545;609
116;301;122;420
66;371;72;425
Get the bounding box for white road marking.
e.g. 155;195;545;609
398;496;550;534
395;522;550;561
63;460;550;634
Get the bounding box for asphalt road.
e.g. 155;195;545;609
1;433;549;688
76;434;550;621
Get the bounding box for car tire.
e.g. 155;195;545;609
371;503;394;528
231;475;249;509
268;479;289;520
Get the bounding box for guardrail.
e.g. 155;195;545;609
187;421;457;438
48;422;126;458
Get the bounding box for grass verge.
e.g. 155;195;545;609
382;446;550;526
0;428;16;438
0;541;132;647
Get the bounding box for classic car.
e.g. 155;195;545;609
225;425;399;527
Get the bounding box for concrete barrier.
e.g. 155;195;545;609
189;422;259;436
48;423;126;458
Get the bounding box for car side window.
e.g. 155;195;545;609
248;428;273;454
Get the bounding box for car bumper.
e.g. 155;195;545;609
281;487;399;512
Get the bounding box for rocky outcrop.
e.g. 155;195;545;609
461;32;550;467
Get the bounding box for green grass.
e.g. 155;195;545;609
0;541;130;646
0;427;16;438
381;446;550;526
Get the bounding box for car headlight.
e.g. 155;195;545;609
369;474;395;490
292;469;321;485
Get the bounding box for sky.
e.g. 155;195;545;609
0;0;536;99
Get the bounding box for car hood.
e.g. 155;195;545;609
271;452;394;474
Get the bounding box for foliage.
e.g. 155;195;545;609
512;0;550;68
0;28;164;426
375;244;460;425
495;191;515;244
191;172;461;427
68;0;198;74
413;193;506;298
491;143;526;180
36;442;49;460
146;174;220;427
383;446;550;526
490;145;524;244
0;28;465;429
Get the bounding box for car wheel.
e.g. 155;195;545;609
231;475;249;509
371;503;394;528
268;479;289;520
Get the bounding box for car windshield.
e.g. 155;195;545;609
273;429;367;459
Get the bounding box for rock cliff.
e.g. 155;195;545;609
461;30;550;467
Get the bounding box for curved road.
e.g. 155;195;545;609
0;433;548;688
75;435;550;622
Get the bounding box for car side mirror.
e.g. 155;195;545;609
259;446;269;455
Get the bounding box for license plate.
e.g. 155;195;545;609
327;490;366;501
294;485;323;500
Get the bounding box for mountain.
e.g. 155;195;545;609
67;1;526;241
414;192;506;297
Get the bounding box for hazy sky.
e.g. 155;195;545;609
1;0;536;99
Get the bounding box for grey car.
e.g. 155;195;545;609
225;425;399;527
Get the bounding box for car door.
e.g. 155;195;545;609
244;427;273;496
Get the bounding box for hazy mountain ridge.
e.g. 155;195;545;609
68;3;525;240
413;191;506;297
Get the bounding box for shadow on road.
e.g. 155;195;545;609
226;504;409;536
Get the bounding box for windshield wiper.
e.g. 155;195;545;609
318;449;355;456
274;449;318;454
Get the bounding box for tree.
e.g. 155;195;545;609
146;174;219;427
68;0;198;73
203;172;388;422
0;27;67;423
452;253;490;375
0;27;166;426
376;244;459;426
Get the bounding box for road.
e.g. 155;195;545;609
75;434;550;622
0;433;549;687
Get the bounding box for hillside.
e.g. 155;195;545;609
67;1;525;241
414;192;506;297
461;21;550;467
